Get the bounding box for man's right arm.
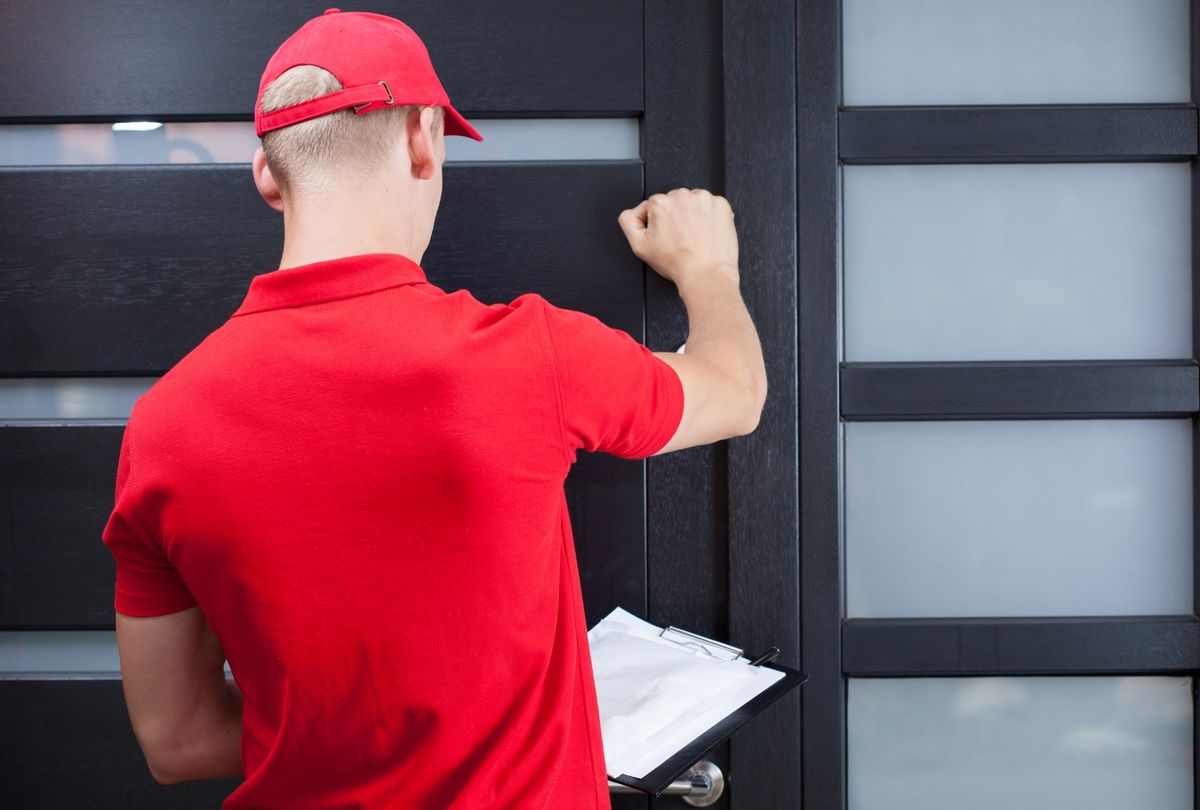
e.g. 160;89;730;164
617;188;767;455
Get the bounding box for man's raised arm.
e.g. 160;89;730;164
617;187;767;455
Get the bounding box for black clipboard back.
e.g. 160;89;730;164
606;661;809;797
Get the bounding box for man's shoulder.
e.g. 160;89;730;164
441;287;554;337
127;319;242;430
450;287;548;316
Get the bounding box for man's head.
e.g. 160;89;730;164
258;64;445;197
249;9;480;262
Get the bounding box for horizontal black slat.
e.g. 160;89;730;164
840;105;1198;164
2;430;645;631
0;1;641;120
0;679;241;806
844;616;1200;676
841;361;1200;420
0;160;644;375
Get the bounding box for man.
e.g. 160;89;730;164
100;8;765;809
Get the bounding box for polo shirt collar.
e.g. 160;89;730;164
231;252;439;317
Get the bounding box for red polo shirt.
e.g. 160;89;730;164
100;252;684;809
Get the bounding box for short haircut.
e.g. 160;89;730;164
260;65;445;196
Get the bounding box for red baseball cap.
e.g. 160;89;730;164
254;7;483;142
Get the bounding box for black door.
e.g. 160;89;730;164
0;2;801;808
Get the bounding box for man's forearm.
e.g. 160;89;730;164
676;267;767;405
153;677;244;784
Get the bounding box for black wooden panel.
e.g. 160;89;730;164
0;1;642;120
572;450;657;632
841;361;1200;420
0;161;644;375
642;4;727;806
840;105;1199;164
0;679;241;808
844;616;1200;676
0;165;273;375
725;0;803;807
0;427;120;629
2;159;652;629
2;423;648;631
644;0;728;644
796;0;846;807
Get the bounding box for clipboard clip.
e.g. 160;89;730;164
658;626;783;667
747;646;781;666
658;625;745;661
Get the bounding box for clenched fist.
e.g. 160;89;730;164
617;188;739;290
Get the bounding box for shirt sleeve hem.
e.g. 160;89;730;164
114;586;199;618
614;351;686;460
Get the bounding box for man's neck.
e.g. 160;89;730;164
276;192;426;271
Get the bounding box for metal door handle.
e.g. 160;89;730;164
608;760;725;806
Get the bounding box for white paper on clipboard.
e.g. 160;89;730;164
586;606;786;780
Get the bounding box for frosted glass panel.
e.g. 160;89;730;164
843;163;1191;362
0;377;154;425
848;676;1193;810
843;0;1190;105
0;119;640;165
845;420;1192;618
0;631;232;678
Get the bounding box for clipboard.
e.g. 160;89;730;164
592;610;809;797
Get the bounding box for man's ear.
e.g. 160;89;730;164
251;145;285;213
406;106;438;181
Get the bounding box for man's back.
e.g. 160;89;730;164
102;252;684;807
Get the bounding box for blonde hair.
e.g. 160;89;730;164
260;65;445;195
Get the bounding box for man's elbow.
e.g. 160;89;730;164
733;372;767;436
147;753;183;785
142;735;194;785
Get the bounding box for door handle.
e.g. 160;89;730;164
608;760;724;806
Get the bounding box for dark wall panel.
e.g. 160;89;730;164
0;1;643;120
0;427;120;629
1;161;645;375
1;159;652;629
0;679;241;808
0;165;275;376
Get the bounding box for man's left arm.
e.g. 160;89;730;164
116;604;244;785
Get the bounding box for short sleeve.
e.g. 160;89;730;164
538;295;685;461
100;417;198;617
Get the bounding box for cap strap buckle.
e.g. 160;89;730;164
257;80;399;137
353;80;394;113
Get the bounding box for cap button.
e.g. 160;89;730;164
324;8;341;14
